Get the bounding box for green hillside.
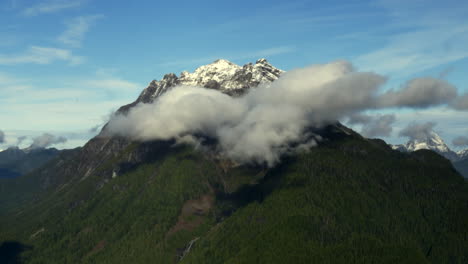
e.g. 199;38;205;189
1;131;467;263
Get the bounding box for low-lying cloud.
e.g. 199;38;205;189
105;60;464;166
29;133;67;149
17;136;27;145
398;122;437;141
378;78;457;108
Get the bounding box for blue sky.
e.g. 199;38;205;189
0;0;467;150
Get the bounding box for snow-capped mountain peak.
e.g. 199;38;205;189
136;58;284;104
405;131;450;153
458;149;468;160
179;59;242;89
391;130;459;161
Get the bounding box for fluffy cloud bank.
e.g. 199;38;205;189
105;60;463;166
377;78;457;108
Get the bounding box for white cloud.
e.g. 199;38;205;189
399;121;437;141
22;0;86;16
30;133;67;149
58;15;104;48
106;61;387;166
106;59;468;166
377;78;458;108
0;46;84;65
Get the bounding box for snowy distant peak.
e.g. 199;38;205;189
458;149;468;160
393;130;459;161
405;131;450;153
136;58;283;104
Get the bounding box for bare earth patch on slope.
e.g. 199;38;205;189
167;194;214;237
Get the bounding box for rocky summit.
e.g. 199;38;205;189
137;58;283;104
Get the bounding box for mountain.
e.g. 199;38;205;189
1;59;467;263
119;58;283;114
453;157;468;178
453;149;468;178
457;149;468;160
0;147;61;178
390;132;468;177
0;147;26;165
391;131;459;161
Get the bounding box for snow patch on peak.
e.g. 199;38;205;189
213;58;237;66
458;149;468;159
256;58;268;64
179;59;242;89
178;58;283;91
136;58;284;104
405;131;450;153
397;130;460;161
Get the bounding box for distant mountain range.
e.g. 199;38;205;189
0;147;61;178
390;131;468;177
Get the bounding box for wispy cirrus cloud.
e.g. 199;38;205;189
22;0;86;16
58;14;104;48
356;0;468;77
0;46;84;65
356;25;468;76
0;74;141;105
